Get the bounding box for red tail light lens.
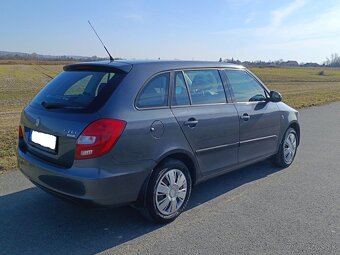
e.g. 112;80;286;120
75;119;126;160
19;126;23;139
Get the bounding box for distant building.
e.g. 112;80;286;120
302;62;320;67
280;61;299;67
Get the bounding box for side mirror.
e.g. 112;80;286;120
269;91;282;102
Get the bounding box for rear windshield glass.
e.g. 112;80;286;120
31;70;125;112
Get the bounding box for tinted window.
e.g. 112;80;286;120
136;73;169;108
32;71;123;111
225;70;267;102
183;70;226;105
172;72;190;106
64;75;91;96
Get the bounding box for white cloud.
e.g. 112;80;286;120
270;0;306;28
213;0;340;62
258;2;340;45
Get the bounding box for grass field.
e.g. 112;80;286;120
1;64;340;171
0;64;63;171
251;67;340;108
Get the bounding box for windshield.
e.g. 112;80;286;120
31;70;125;112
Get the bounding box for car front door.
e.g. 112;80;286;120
170;69;239;175
223;69;281;164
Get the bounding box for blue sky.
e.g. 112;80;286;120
1;0;340;63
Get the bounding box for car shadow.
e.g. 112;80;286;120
0;160;282;255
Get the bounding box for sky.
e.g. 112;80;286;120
1;0;340;63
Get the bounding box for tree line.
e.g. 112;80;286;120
219;53;340;67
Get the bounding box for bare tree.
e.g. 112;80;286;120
325;53;340;67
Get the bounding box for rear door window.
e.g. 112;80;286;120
183;70;226;105
136;73;170;108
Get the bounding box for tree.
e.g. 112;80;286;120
325;53;340;67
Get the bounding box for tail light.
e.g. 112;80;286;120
75;119;126;160
19;126;23;139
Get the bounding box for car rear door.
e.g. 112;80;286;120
170;69;239;175
223;69;281;164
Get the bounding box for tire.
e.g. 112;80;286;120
273;127;298;168
142;159;192;224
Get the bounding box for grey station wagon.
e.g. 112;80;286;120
17;60;300;223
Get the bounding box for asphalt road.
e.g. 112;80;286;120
1;102;339;255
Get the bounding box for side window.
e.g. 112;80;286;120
172;72;190;106
183;70;226;105
224;70;267;102
136;73;169;108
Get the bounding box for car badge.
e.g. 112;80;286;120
64;129;77;138
35;118;40;127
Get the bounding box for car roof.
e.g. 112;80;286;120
64;60;245;74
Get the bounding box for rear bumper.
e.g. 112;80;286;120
17;147;153;206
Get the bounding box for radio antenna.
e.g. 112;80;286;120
88;20;114;61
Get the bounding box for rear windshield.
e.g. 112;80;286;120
31;70;125;112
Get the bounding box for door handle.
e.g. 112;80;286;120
184;118;198;127
241;113;250;121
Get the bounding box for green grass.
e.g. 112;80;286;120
1;64;340;171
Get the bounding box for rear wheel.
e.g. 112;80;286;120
143;159;192;223
273;127;298;167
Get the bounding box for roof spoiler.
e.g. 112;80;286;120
64;62;132;73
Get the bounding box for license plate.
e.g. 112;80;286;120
31;130;57;150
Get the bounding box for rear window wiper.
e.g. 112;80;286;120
41;101;66;109
41;101;84;109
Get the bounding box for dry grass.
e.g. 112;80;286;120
1;64;340;171
0;64;63;171
0;60;76;65
250;67;340;108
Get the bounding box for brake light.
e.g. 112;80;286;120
19;126;23;139
75;119;126;160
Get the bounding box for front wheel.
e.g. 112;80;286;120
143;159;192;223
273;127;298;167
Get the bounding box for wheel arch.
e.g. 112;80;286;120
156;150;199;184
134;149;200;207
288;121;300;146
